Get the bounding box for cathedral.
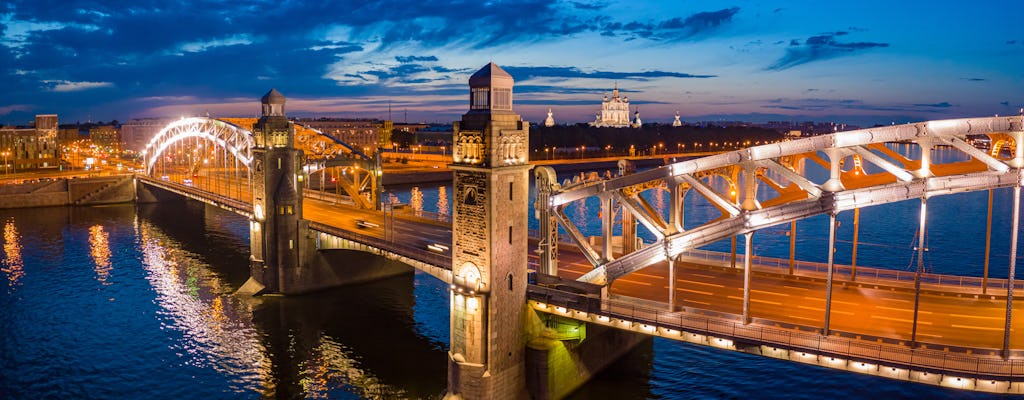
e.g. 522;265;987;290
590;84;640;128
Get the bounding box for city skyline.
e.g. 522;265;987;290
1;1;1022;126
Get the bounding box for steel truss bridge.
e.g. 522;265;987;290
137;115;1024;393
142;116;384;209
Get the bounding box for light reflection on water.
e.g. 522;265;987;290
2;218;23;289
89;225;113;285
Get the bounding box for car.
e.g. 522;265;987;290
427;243;449;253
356;219;380;229
161;175;169;181
183;179;193;186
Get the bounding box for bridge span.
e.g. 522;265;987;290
134;75;1024;395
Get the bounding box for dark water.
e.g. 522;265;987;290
1;144;1020;399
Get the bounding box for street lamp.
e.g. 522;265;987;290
1;150;8;176
605;145;611;158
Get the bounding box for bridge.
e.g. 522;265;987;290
133;66;1024;397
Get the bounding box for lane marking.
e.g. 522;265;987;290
751;289;790;297
726;296;782;306
871;315;931;325
676;279;725;288
951;324;1003;331
615;279;652;287
949;313;1002;321
677;288;714;296
796;305;854;315
801;297;857;305
683;300;712;306
876;306;932;314
785;315;819;322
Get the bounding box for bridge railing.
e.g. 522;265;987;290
527;284;1024;380
679;249;1019;294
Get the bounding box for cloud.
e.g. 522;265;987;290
962;77;986;82
913;102;954;108
767;32;889;70
42;80;113;92
503;66;715;80
759;98;957;113
656;7;740;40
1001;101;1011;106
176;34;255;54
396;55;438;63
0;104;32;115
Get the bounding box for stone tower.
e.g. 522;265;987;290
248;89;306;294
447;63;531;399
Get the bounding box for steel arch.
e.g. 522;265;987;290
544;116;1024;285
143;117;254;174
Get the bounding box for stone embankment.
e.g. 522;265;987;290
0;175;136;208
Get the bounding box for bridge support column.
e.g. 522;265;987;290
823;212;837;336
535;167;559;276
788;221;796;275
668;258;676;311
742;232;753;324
911;197;928;345
1005;185;1021;358
851;208;860;281
985;189;994;294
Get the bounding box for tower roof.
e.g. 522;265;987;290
261;88;285;105
469;62;513;87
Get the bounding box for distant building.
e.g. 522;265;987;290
672;111;682;127
89;125;120;151
0;114;60;171
296;118;384;152
544;108;555;127
590;84;633;128
632;109;642;128
121;118;174;153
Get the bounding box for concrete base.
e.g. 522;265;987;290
274;245;415;295
525;314;649;399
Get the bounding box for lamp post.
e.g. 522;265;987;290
605;145;612;158
2;150;9;176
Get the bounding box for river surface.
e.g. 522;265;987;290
0;145;1018;399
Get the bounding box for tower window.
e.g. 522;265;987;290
471;88;489;110
508;226;512;244
509;182;513;201
492;88;511;110
507;273;513;291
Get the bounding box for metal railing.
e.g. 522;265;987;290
680;248;1020;294
527;284;1024;380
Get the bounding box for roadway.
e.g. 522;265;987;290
150;172;1022;353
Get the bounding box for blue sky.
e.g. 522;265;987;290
1;0;1022;126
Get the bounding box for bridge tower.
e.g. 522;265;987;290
245;89;308;294
447;63;531;399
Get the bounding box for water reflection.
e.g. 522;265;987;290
136;216;272;395
89;225;113;285
437;186;449;220
2;218;23;288
411;187;423;216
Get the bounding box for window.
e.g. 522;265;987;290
509;182;513;201
471;88;489;110
508;226;512;244
507;273;513;291
492;88;511;110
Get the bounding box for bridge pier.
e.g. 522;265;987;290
525;313;648;400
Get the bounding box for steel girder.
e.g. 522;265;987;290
544;116;1024;285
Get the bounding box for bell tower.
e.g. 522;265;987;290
248;88;306;294
447;63;531;399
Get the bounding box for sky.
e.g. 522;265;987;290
1;0;1022;127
